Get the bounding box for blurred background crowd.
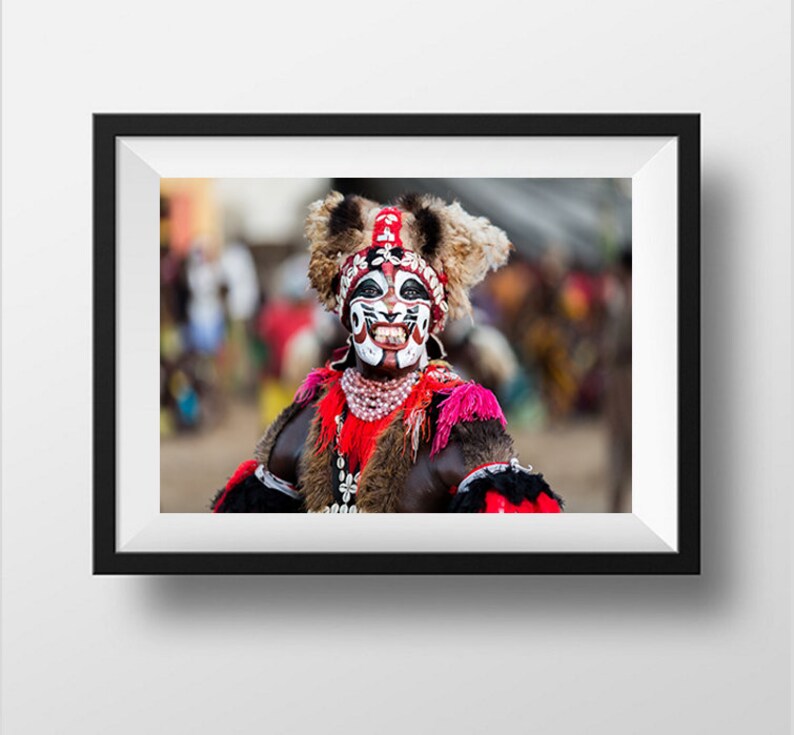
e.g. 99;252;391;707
160;178;632;513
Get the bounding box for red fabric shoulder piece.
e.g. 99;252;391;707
293;366;339;406
212;459;258;512
482;489;562;513
431;382;507;456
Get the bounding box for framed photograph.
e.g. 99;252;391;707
94;114;700;575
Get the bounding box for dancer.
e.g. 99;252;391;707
212;192;563;513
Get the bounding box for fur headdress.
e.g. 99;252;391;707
305;191;513;333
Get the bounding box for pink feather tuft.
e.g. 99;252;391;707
294;367;334;406
431;382;506;456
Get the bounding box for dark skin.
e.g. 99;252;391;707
267;401;469;512
355;354;419;382
269;273;470;511
268;283;470;512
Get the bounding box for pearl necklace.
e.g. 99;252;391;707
340;368;420;422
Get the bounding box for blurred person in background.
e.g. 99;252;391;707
442;311;529;412
160;247;203;434
522;248;578;422
219;239;260;395
256;254;320;426
560;267;607;414
280;308;348;387
212;192;563;514
183;240;227;426
186;240;226;356
479;257;535;346
603;248;632;512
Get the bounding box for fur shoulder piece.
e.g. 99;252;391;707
253;400;304;465
252;366;339;465
431;382;507;457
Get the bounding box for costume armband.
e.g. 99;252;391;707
448;459;563;514
212;460;304;513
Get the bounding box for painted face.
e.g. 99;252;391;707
348;262;433;370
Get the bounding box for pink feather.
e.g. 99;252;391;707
431;382;506;456
293;367;333;406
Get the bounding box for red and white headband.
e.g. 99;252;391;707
336;207;449;333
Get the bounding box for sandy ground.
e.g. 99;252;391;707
160;401;629;512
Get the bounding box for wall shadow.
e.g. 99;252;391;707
136;165;743;629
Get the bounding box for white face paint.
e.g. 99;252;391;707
348;266;433;370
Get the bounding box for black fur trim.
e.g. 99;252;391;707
329;195;364;236
399;192;421;210
399;192;442;259
414;207;442;259
450;419;514;467
212;474;305;513
447;468;564;513
329;336;358;370
426;334;447;360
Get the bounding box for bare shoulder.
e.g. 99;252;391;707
396;420;513;512
254;401;317;485
253;365;339;483
398;439;467;512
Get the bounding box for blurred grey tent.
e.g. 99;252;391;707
334;178;631;269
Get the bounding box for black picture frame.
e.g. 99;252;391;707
94;113;700;575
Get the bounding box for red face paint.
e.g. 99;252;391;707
353;322;368;344
336;206;449;334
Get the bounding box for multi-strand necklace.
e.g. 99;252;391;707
340;367;420;421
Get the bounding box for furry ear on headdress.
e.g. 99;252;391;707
398;192;443;261
307;190;512;322
399;192;512;319
306;191;373;311
438;201;513;320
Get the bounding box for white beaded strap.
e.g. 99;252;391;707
456;458;534;495
254;464;301;499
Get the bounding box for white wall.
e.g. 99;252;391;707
1;1;790;733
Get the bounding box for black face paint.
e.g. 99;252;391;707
351;279;384;300
348;269;433;373
399;278;429;301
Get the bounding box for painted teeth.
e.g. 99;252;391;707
373;325;407;344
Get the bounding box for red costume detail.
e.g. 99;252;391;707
315;374;401;472
482;489;562;514
313;364;468;474
371;206;404;248
401;364;463;457
339;412;398;472
316;375;346;450
212;459;259;513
